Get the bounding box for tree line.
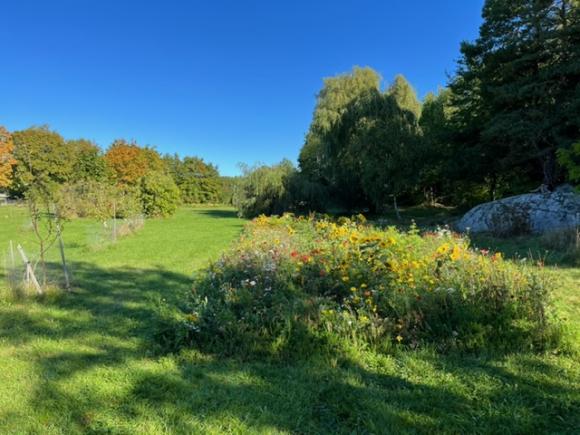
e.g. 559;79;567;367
0;125;229;218
235;0;580;218
2;1;579;220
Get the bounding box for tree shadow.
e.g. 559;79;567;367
421;352;580;433
25;346;580;433
194;208;240;219
2;261;579;433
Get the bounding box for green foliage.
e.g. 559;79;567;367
164;154;222;204
449;0;580;190
177;215;560;359
387;74;422;119
218;176;239;205
56;180;117;219
68;139;110;182
332;90;422;210
8;126;225;219
233;160;294;218
284;171;329;212
11;126;75;198
540;228;580;266
139;171;181;217
298;68;424;211
557;141;580;186
418;89;454;203
55;180;143;220
232;160;329;218
299;66;381;186
291;0;580;212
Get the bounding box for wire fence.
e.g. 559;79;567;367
1;214;145;300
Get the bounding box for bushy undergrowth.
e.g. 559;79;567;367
541;227;580;266
88;215;145;251
165;214;561;358
56;181;144;219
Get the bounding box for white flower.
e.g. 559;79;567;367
250;280;256;286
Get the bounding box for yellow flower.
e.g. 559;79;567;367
350;286;357;292
341;276;350;282
436;243;450;255
396;335;403;343
450;244;462;261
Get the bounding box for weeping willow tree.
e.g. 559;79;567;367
233;160;295;218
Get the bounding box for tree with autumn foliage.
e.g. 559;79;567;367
0;126;16;190
104;140;151;185
104;139;182;216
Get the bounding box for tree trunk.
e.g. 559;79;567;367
393;195;401;220
543;151;556;191
489;174;497;202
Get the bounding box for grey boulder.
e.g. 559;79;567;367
456;189;580;235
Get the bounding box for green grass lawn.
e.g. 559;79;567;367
1;206;579;434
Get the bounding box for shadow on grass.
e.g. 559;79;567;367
470;233;580;268
194;208;239;219
1;261;578;433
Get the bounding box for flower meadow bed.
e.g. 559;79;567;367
159;214;562;358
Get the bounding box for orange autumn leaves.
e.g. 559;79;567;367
0;126;16;189
104;140;164;185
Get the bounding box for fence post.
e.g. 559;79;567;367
16;244;42;295
57;225;71;291
113;201;117;242
9;240;15;268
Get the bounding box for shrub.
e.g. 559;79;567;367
166;215;561;358
114;186;143;218
55;181;142;220
541;227;580;265
139;172;180;217
233;160;294;218
233;160;330;218
56;180;115;219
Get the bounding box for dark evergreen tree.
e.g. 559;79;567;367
450;0;580;192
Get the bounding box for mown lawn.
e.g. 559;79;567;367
0;206;578;434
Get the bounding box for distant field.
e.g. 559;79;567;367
0;206;578;434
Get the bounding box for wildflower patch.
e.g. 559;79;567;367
170;214;561;358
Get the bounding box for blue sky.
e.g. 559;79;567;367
0;0;483;176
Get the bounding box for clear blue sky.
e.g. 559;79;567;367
0;0;483;176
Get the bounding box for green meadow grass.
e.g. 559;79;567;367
0;206;578;434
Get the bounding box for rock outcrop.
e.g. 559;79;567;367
456;188;580;235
